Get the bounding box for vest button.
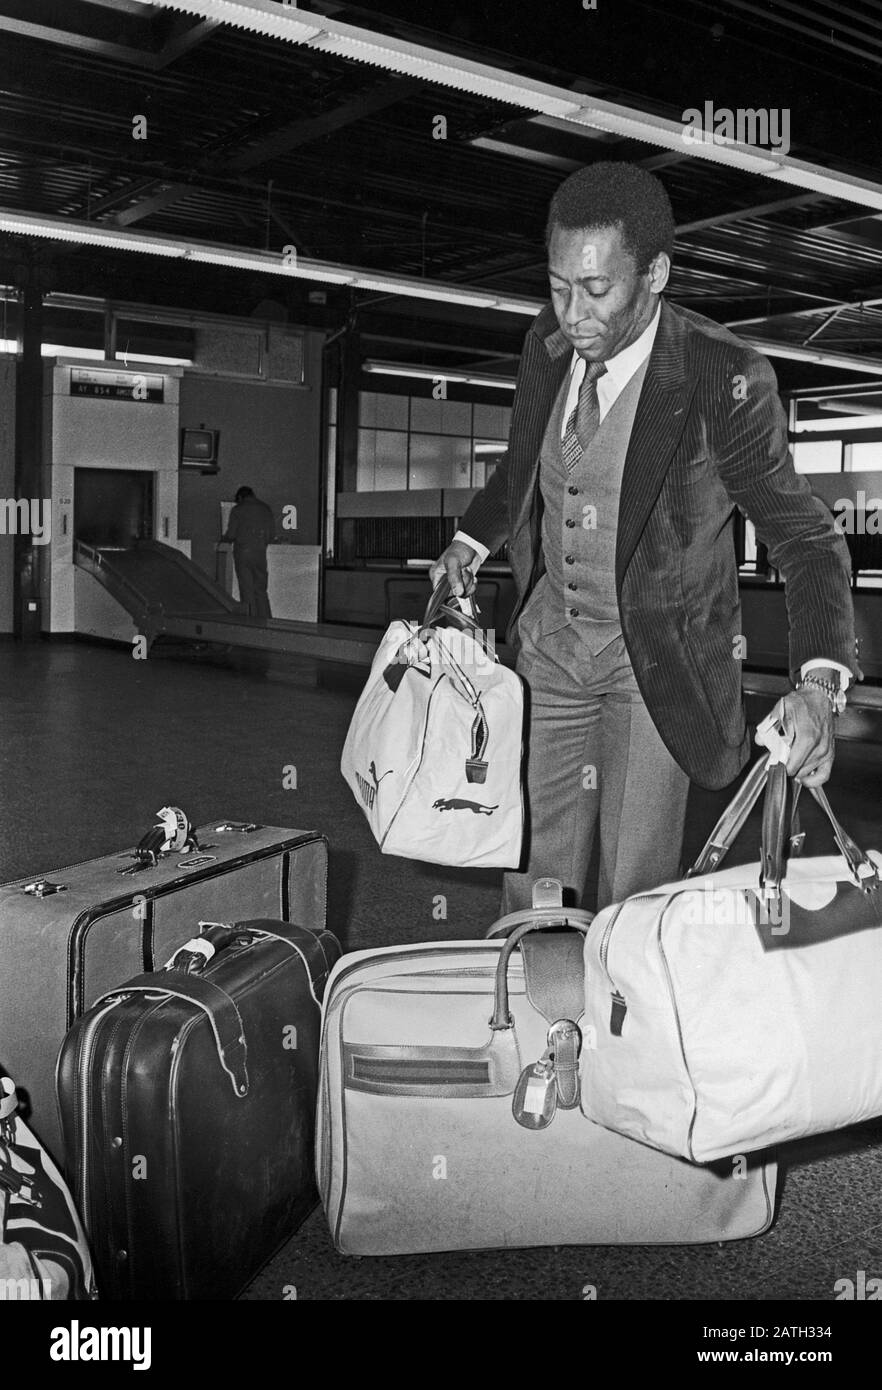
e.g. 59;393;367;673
567;485;579;495
567;582;577;591
565;554;575;565
570;608;580;617
565;518;576;528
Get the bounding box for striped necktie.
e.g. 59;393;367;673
561;360;607;472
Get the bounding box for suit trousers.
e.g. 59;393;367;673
234;547;272;621
502;606;691;914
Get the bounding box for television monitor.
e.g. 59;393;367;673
180;428;219;470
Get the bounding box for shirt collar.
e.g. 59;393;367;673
566;301;662;383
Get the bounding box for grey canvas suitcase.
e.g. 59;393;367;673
0;820;327;1162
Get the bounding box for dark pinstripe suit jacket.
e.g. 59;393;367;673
460;297;856;789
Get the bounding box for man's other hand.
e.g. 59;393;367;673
428;540;479;599
773;687;837;787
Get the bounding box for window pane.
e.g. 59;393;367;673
356;429;376;491
357;429;407;490
845;441;882;472
374;431;408;489
472;439;507;489
374;393;409;430
408;434;471;489
474;403;511;437
359;391;408;430
793;440;841;473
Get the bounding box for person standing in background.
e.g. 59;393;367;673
223;486;275;620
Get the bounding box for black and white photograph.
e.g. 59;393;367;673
0;0;880;1354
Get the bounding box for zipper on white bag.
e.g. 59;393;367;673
598;902;629;1037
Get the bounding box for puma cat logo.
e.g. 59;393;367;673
355;762;393;811
432;798;499;815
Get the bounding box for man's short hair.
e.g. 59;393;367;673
545;162;675;272
235;486;254;502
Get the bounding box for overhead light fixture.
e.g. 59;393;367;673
818;398;882;415
795;413;882;433
363;361;516;389
742;339;882;377
0;211;542;315
150;1;882;210
115;351;194;366
467;137;580;171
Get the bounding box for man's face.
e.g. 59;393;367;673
547;223;669;363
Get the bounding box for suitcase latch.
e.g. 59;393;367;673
22;879;68;898
214;821;262;834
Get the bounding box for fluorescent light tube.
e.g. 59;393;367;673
363;361;516;389
743;339;882;377
0;211;543;314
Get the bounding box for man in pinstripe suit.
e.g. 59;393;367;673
430;163;857;913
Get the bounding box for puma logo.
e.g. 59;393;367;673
432;798;499;815
355;762;393;811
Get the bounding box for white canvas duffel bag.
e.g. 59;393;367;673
580;757;882;1163
340;582;524;868
316;879;776;1256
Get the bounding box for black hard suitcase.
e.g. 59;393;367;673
0;822;327;1162
57;918;341;1301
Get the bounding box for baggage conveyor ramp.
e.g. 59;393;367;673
73;539;380;666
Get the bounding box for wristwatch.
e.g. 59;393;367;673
796;674;847;716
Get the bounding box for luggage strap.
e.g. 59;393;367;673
488;883;595;1119
94;974;249;1099
520;932;585;1108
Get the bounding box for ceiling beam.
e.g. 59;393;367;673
727;293;882;328
115;184;192;227
0;6;217;71
0;16;159;65
110;77;423;228
81;179;160;219
222;78;423;174
676;193;823;235
153;16;220;68
78;1;154;13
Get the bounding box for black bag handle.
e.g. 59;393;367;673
487;909;594;1030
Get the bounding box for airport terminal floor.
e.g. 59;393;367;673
2;637;880;1302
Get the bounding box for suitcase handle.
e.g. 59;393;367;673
194;920;339;1004
488;913;593;1030
94;974;249;1099
689;754;879;896
421;577;497;661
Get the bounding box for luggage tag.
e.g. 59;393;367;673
512;1047;558;1131
755;708;793;767
512;1020;583;1129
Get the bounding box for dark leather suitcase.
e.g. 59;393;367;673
0;822;327;1161
57;918;340;1301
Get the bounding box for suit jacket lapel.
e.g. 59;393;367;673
512;306;570;536
616;299;698;588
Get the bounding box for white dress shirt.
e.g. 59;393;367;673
453;304;850;689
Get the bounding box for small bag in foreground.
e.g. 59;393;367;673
580;757;882;1163
340;580;524;868
316;879;776;1256
0;1075;96;1300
